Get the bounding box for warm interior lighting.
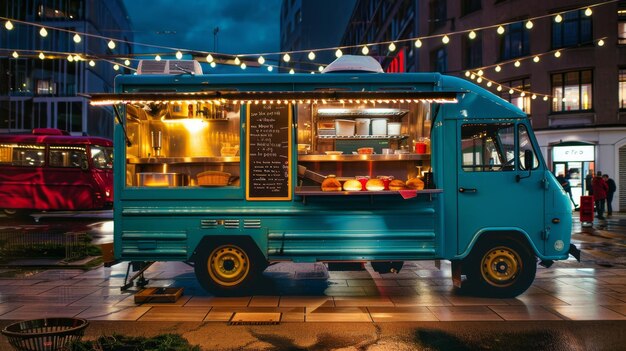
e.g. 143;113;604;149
234;57;241;65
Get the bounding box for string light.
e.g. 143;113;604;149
497;26;505;35
465;71;471;77
206;54;214;63
67;55;74;62
108;40;116;49
289;69;295;74
73;33;81;43
5;20;13;30
11;51;18;58
533;55;540;63
532;94;537;99
554;50;561;58
514;60;521;67
508;88;514;94
335;49;343;58
113;64;119;71
308;51;315;60
361;45;369;55
175;51;183;59
468;31;476;39
234;57;241;65
496;85;502;92
477;70;483;76
585;7;593;16
155;55;161;61
495;65;501;72
74;54;81;61
267;65;273;72
257;56;265;64
240;63;246;69
318;66;324;72
38;52;45;60
89;60;95;67
525;20;534;29
543;96;549;101
283;53;290;62
598;39;605;46
442;35;450;44
123;59;130;66
388;42;396;52
210;62;216;68
555;14;563;23
414;39;422;48
39;27;47;37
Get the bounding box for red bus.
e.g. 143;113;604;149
0;128;113;217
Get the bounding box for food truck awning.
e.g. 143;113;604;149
87;91;458;105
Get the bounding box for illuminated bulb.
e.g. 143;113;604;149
308;51;315;60
73;33;81;43
234;57;240;65
318;66;324;72
108;40;116;49
267;65;273;72
533;56;540;63
468;31;476;39
289;69;295;74
415;39;422;48
598;39;605;47
258;56;265;64
531;94;537;99
361;45;369;55
495;65;501;72
12;51;18;58
175;51;182;59
206;54;214;63
388;42;396;52
497;26;505;35
39;52;45;60
310;71;315;74
470;74;476;80
465;71;471;77
89;60;95;67
585;7;592;16
543;96;548;101
442;35;449;44
477;70;483;76
39;27;48;37
555;14;563;23
497;85;502;91
561;97;566;102
487;81;492;87
240;63;246;69
514;60;521;67
210;62;216;68
520;92;526;97
113;64;119;71
335;49;343;58
477;77;483;83
283;53;290;62
155;55;161;61
124;59;130;66
73;55;80;61
554;50;561;58
67;55;74;62
5;20;14;30
525;20;533;29
509;89;514;94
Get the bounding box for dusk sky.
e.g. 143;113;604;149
122;0;283;72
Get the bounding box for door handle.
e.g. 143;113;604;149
459;187;477;193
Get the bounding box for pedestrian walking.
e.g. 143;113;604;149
585;170;594;196
603;174;616;216
556;172;577;209
592;171;608;220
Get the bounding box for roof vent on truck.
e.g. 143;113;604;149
322;55;384;74
137;60;203;75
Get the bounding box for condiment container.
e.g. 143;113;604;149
371;118;388;135
387;122;401;135
335;119;355;136
355;118;371;135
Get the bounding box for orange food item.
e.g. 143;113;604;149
405;177;424;190
366;178;385;191
343;179;362;191
388;179;406;190
321;175;342;191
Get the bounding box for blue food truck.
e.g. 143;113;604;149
91;57;578;297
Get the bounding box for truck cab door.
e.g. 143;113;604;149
456;121;545;255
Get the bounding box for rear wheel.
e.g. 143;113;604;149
464;236;536;297
194;237;267;296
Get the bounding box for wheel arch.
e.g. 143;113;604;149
457;228;539;260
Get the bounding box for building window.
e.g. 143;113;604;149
551;70;593;113
500;78;531;114
552;9;592;49
500;22;529;60
431;47;447;73
36;80;56;95
619;69;626;109
429;0;447;32
619;4;626;44
463;34;482;69
462;0;481;16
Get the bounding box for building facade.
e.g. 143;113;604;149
0;0;133;138
340;0;625;212
280;0;356;73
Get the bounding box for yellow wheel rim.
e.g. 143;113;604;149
480;246;521;287
207;244;250;287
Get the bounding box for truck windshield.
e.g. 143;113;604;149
461;123;515;171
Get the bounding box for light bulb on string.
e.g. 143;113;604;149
108;40;116;49
497;26;505;35
487;81;492;87
67;55;74;62
531;94;537;100
5;20;13;30
520;92;526;97
240;63;246;70
495;65;501;72
283;53;290;62
585;8;592;16
470;74;476;80
543;96;549;101
39;27;48;37
124;59;130;66
175;51;183;59
477;77;483;83
533;56;540;63
468;31;476;39
598;39;605;46
465;71;471;77
525;20;533;29
267;65;273;72
113;64;120;71
554;50;561;58
73;55;80;61
258;56;265;64
496;85;502;92
210;62;216;68
39;52;45;60
442;35;450;44
206;54;214;63
89;60;95;67
289;69;295;74
318;66;324;72
335;49;343;58
477;70;483;76
554;14;563;23
361;45;369;55
11;51;18;58
155;55;161;61
308;52;315;60
73;33;81;43
508;89;514;94
415;39;422;48
514;60;521;67
388;42;396;52
234;57;241;65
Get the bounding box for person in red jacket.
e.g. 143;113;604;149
592;171;608;220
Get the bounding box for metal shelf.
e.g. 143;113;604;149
127;156;240;164
297;154;429;162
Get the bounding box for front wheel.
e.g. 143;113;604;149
464;236;536;298
194;238;267;296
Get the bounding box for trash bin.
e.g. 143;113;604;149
580;195;594;223
1;318;88;351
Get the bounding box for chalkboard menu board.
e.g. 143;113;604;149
246;103;292;200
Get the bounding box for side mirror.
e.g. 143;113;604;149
524;150;534;170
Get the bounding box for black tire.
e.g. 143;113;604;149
464;236;536;298
371;261;404;274
194;237;267;296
